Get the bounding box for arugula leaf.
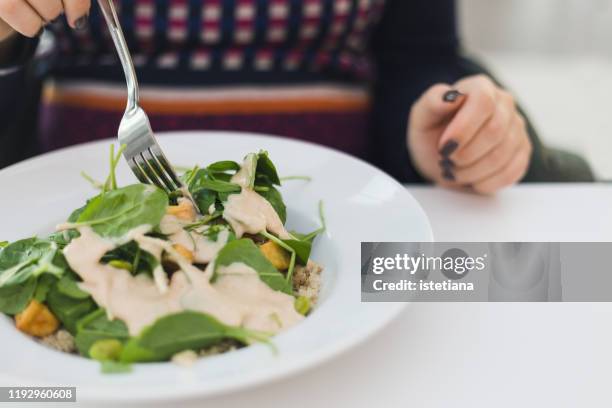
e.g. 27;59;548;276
214;239;292;294
74;309;129;356
47;283;96;334
120;311;271;363
74;184;168;237
0;277;36;314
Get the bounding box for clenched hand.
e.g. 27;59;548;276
408;75;532;194
0;0;90;41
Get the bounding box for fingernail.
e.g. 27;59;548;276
439;158;455;169
74;15;89;30
439;139;459;157
36;27;44;37
442;90;464;103
442;169;455;181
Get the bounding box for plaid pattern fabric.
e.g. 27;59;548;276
53;0;386;81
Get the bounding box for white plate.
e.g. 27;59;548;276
0;131;432;403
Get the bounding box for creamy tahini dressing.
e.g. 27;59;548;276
63;227;302;336
223;189;290;239
221;155;290;239
230;154;257;188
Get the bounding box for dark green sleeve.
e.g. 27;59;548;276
457;58;595;182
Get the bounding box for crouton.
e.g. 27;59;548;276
167;199;196;221
15;300;59;337
259;241;290;270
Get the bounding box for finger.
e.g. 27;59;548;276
451;90;516;167
25;0;62;22
438;75;498;156
472;137;532;195
410;83;467;131
63;0;90;28
0;0;43;37
453;114;525;184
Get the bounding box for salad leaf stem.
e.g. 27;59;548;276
280;175;312;182
301;201;327;242
184;212;222;231
260;231;296;284
103;144;127;193
80;172;104;190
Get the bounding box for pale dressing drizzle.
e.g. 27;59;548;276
63;227;302;336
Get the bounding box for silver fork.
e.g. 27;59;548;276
97;0;187;196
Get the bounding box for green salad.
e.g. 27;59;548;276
0;147;324;373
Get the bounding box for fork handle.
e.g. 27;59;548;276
97;0;139;112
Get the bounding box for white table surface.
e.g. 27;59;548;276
43;183;612;408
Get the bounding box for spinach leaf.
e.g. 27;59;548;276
56;273;90;299
207;160;240;173
193;179;241;193
256;151;281;186
0;277;36;314
0;238;65;288
185;167;241;214
47;229;80;249
47;283;97;334
0;241;7;248
281;239;312;265
74;309;129;356
100;241;158;276
192;189;217;214
120;311;271;363
33;274;57;302
214;239;292;294
74;184;168;237
256;185;287;224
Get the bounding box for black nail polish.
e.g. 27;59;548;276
442;169;455;181
439;139;459;157
36;27;44;37
443;90;464;103
439;158;455;168
74;15;89;30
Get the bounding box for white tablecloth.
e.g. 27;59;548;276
64;183;611;408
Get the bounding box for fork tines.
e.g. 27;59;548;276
129;144;182;193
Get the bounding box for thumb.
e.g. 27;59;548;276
410;84;466;132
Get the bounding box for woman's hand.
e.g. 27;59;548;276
0;0;90;41
407;75;532;194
